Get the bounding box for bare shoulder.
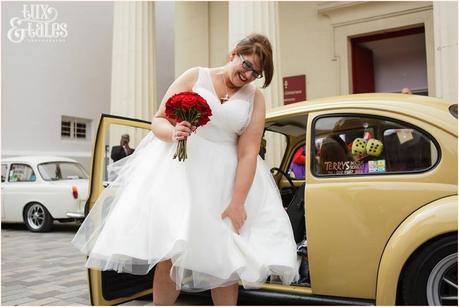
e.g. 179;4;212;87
177;67;200;89
253;88;266;114
154;67;200;119
254;88;264;100
162;67;199;101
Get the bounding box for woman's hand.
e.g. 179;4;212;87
171;121;196;142
221;202;247;234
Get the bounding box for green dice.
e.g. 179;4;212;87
352;138;367;158
366;139;383;157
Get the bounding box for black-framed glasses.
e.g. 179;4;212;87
238;54;263;79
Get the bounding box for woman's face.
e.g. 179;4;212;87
227;53;262;88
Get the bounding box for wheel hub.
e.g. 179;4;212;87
27;204;45;229
427;253;458;305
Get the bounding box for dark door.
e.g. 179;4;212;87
351;43;375;93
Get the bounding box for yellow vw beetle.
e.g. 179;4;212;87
83;93;457;305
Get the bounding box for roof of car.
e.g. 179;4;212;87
266;93;457;135
1;156;79;165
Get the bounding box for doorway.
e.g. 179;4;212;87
351;26;428;95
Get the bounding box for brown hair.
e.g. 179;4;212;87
233;33;274;88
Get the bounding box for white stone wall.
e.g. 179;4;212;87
279;1;337;99
433;1;458;103
155;1;176;105
1;2;114;171
174;2;209;77
209;2;228;68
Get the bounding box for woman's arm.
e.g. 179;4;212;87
151;67;199;143
221;89;266;233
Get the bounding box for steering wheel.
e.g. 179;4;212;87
270;167;297;191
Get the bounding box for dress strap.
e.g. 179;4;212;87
192;67;212;93
246;83;256;119
193;67;206;91
237;84;257;135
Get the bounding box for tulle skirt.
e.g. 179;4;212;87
72;132;299;292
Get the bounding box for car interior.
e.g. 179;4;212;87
7;164;36;182
263;114;310;287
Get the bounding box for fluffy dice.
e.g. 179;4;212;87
366;139;383;157
352;138;367;158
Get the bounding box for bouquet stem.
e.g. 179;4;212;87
173;140;188;162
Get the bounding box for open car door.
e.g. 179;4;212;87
85;114;153;305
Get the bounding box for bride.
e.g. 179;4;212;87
72;33;299;306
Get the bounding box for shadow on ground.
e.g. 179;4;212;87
1;222;80;233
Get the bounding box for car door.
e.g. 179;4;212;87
86;114;154;305
3;163;37;222
304;109;457;300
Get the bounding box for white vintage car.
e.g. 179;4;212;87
1;156;89;232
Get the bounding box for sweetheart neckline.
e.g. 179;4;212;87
196;87;249;108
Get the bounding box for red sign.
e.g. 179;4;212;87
283;75;306;105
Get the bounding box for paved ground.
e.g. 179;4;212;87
1;223;213;306
1;222;316;306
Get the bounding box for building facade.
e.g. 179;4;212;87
2;1;457;170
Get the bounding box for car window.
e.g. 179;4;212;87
287;144;306;179
60;163;88;179
1;164;7;182
8;164;36;182
449;104;457;119
38;162;88;181
312;115;439;176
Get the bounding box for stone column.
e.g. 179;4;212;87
110;1;156;146
433;1;458;103
228;1;285;169
174;2;209;77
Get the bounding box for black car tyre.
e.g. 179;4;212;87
23;203;54;232
401;234;457;305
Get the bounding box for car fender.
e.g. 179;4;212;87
24;188;76;219
375;195;458;305
22;200;53;218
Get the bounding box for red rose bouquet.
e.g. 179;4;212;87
165;91;212;161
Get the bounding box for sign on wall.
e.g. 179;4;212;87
283;75;306;104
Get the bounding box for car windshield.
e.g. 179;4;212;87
38;162;88;181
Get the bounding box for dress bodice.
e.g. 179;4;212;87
192;67;256;144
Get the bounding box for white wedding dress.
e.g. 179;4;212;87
72;67;299;292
